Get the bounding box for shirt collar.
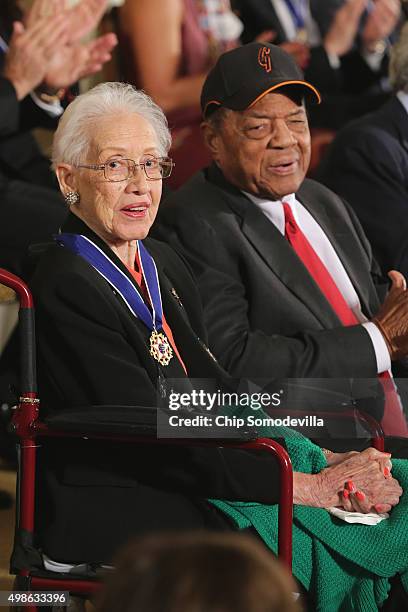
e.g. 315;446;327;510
242;191;297;235
396;91;408;116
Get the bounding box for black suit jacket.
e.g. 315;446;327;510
29;213;284;564
0;73;60;191
0;73;67;276
153;163;400;439
0;16;70;190
156;164;383;380
318;95;408;280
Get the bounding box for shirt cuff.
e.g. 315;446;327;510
30;90;64;118
327;52;340;69
361;47;385;72
362;322;391;374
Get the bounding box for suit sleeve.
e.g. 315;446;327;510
33;264;284;504
0;75;61;136
310;0;389;94
155;206;378;379
0;76;20;136
306;45;343;94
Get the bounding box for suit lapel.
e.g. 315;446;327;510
296;183;374;316
207;167;340;326
240;199;342;327
208;164;373;324
388;96;408;155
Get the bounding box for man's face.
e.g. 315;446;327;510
208;91;311;199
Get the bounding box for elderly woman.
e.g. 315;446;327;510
30;83;407;610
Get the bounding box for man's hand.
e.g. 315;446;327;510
43;33;117;91
26;0;109;44
362;0;401;52
3;16;68;100
324;0;367;57
24;0;61;26
64;0;110;43
253;30;310;69
373;270;408;360
254;30;276;44
280;41;310;69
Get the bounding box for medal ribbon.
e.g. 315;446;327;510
56;233;164;333
284;0;306;30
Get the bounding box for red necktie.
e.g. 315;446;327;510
283;202;408;437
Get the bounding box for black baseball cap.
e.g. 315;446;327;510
201;42;321;118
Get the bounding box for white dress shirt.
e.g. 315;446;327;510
271;0;320;46
396;90;408;115
243;190;391;374
0;35;63;119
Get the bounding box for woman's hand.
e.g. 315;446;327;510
293;448;402;513
325;450;359;466
325;449;392;477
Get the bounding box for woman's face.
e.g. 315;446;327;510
59;112;163;246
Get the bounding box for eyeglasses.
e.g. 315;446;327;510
75;155;175;182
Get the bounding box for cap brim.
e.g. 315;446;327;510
247;80;321;107
203;79;321;117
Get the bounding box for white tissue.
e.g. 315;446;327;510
327;506;389;525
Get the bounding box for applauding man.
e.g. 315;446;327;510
0;0;117;275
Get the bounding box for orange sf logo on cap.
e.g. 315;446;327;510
258;47;272;73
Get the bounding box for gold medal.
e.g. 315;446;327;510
150;330;173;366
296;28;308;44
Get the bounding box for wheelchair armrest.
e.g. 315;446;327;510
40;405;259;440
42;405;159;436
31;407;293;569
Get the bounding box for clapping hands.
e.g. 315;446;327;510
3;0;117;99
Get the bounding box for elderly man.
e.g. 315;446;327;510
154;42;408;448
318;23;408;282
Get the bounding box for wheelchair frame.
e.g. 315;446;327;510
0;268;294;611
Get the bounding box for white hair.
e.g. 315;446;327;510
390;22;408;93
52;82;172;170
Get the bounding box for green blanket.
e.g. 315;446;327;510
210;427;408;611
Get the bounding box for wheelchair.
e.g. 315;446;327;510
0;268;295;611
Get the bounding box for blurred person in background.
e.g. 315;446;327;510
318;22;408;283
0;0;116;494
0;0;117;277
117;0;242;188
95;532;302;612
232;0;403;129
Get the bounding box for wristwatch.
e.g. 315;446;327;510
37;88;66;104
366;40;387;55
